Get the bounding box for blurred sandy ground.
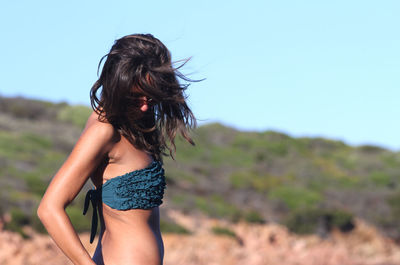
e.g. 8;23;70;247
0;209;399;265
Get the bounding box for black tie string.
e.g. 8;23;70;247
83;189;100;244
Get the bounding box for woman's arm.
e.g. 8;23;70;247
37;111;116;265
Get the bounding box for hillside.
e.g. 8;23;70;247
0;95;399;243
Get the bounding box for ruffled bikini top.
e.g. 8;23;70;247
82;159;167;243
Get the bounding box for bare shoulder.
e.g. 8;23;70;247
81;111;118;147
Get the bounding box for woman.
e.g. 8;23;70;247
37;33;198;265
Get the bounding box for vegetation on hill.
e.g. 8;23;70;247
0;95;399;242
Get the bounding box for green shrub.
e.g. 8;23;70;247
229;172;252;189
230;172;282;192
358;145;386;153
160;219;191;234
268;186;322;210
336;175;361;189
194;196;209;213
331;151;357;170
57;105;91;128
31;215;47;234
10;208;30;225
195;194;242;222
208;146;253;167
243;210;265;223
66;205;92;233
369;171;391;187
174;140;206;163
232;132;290;157
331;210;355;231
284;206;355;235
211;225;236;238
0;131;20;159
3;208;31;238
21;133;52;149
250;174;278;193
0;131;55;162
381;153;400;168
23;173;47;196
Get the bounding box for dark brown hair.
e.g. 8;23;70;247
90;33;201;162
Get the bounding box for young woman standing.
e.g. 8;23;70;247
37;34;198;265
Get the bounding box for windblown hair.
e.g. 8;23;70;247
90;33;200;162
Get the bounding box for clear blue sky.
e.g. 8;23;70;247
1;1;400;150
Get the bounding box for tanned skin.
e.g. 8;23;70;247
38;98;164;265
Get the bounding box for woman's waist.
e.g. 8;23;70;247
99;215;163;253
97;228;164;265
101;206;161;232
100;222;162;242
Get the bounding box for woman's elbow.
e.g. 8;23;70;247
37;198;68;220
37;200;61;222
37;202;51;221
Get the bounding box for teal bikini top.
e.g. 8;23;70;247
83;159;167;243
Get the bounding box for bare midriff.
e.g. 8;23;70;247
90;133;164;265
91;206;164;265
